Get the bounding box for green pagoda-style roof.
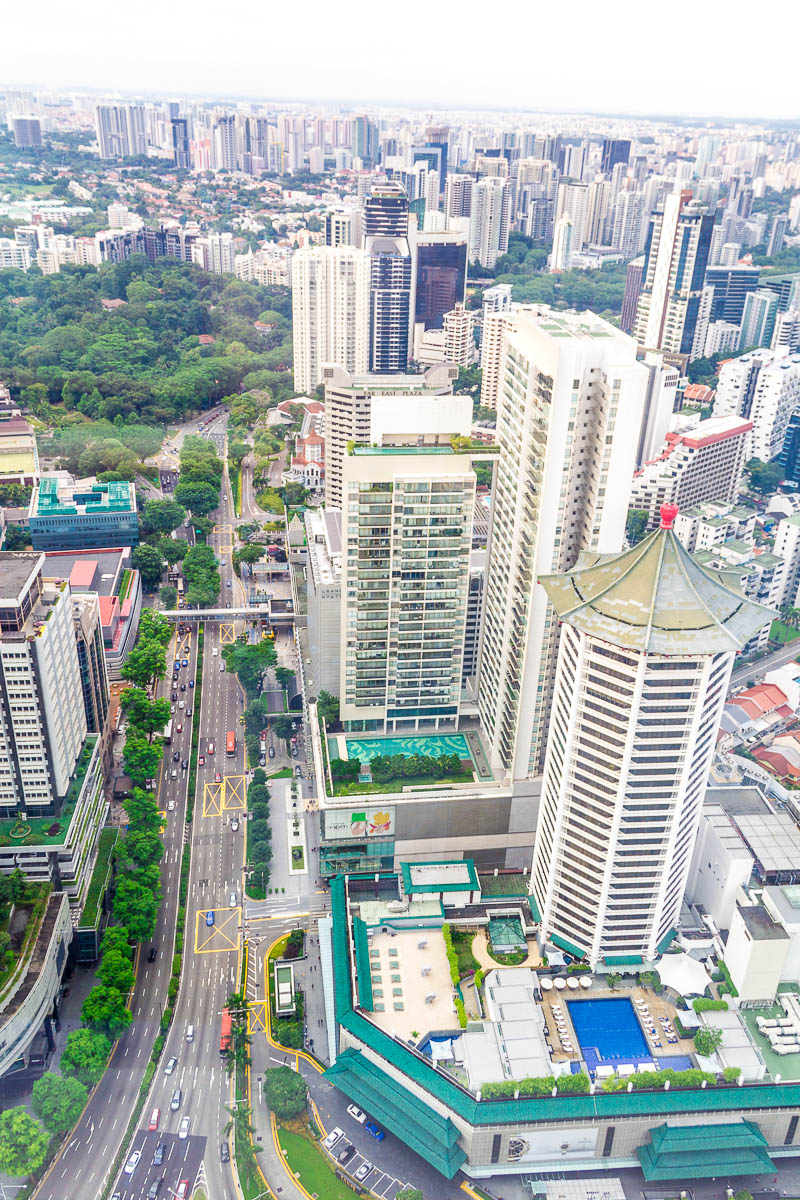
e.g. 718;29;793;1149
540;506;773;655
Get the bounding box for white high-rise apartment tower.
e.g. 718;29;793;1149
531;505;771;965
478;309;649;780
468;177;510;269
714;349;800;462
0;553;87;817
291;247;370;393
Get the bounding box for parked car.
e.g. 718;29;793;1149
347;1105;366;1124
164;1056;177;1075
337;1142;355;1165
322;1127;344;1150
354;1161;373;1182
365;1121;385;1141
268;746;275;758
123;1150;141;1176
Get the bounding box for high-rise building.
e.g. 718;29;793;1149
363;182;414;373
629;415;752;528
325;208;360;248
633;190;714;360
530;504;770;965
339;394;484;732
94;103;147;158
191;231;235;274
11;115;42;149
413;231;467;331
635;351;680;468
611;189;645;260
443;304;475;367
600;137;631;175
213;114;237;171
739;288;779;351
0;240;31;271
620;255;646;333
170;117;190;168
554;180;589;253
772;308;800;354
478;309;649;780
291;246;370;394
767;214;788;259
322;364;456;508
548;214;575;271
353;116;378;167
444;174;473;221
0;554;87;817
705;264;761;324
28;478;138;551
715;349;800;462
468;177;510;269
426;125;449;190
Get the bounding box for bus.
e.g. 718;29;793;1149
219;1008;232;1057
163;719;173;746
226;731;236;758
176;578;184;596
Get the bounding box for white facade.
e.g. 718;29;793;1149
191;231;235;275
443;304;476;367
235;244;293;287
725;903;790;1003
468;178;510;270
714;350;800;462
292;247;371;394
477;309;648;779
305;509;342;698
479;304;542;412
687;804;754;930
0;240;31;271
548;215;575;271
773;514;800;609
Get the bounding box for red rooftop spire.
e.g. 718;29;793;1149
660;503;679;530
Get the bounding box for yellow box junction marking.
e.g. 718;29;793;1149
202;779;224;817
194;908;241;953
223;773;246;811
219;622;236;644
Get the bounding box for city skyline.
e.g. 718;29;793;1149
4;0;800;120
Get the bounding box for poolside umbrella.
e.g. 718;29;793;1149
554;977;566;990
567;977;580;990
540;977;553;991
579;976;592;989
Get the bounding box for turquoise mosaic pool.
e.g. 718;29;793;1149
338;733;473;764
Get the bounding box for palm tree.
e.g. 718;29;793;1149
225;1024;252;1078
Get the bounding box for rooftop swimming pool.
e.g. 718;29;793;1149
567;997;649;1063
342;733;473;764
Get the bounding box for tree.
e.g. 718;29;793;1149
694;1026;724;1056
271;714;295;747
396;1190;424;1200
143;497;186;534
174;479;220;516
747;457;784;495
100;925;133;960
160;584;178;608
119;829;165;870
233;543;265;568
123;787;162;834
120;689;171;740
97;947;136;994
275;666;294;689
626;508;649;546
123;734;163;785
263;1066;307;1118
81;986;133;1039
132;543;165;588
223;640;276;696
158;537;185;566
0;1107;50;1176
121;642;166;690
112;877;159;941
60;1028;112;1087
32;1074;88;1136
3;525;31;550
137;608;173;647
317;690;339;726
228;440;249;466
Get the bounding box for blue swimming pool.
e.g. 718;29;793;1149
344;733;473;764
567;998;649;1063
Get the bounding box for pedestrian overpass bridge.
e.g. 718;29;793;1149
161;603;292;624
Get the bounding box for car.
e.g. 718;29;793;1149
186;1024;194;1042
164;1056;177;1075
148;1106;161;1132
221;558;226;566
226;579;232;588
354;1161;373;1182
178;700;185;709
180;683;186;692
291;745;298;757
226;601;231;608
171;768;178;780
207;740;215;755
220;662;225;672
173;751;180;762
147;945;157;962
147;1180;162;1200
230;818;239;832
212;648;218;657
198;754;205;766
220;1141;230;1162
170;1088;182;1110
347;1104;366;1124
182;759;188;769
167;799;176;810
171;691;178;701
175;1181;189;1199
178;1116;190;1139
229;890;237;906
186;707;193;716
214;771;221;783
268;745;275;758
365;1122;385;1141
123;1150;141;1175
206;910;215;926
170;705;176;714
176;723;183;733
295;765;303;777
322;1127;344;1150
337;1142;355;1165
182;659;188;667
189;679;194;688
153;1140;166;1165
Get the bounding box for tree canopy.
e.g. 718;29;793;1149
32;1075;89;1136
0;1107;50;1176
263;1066;307;1118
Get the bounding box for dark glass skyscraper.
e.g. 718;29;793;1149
364;183;413;372
414;234;467;330
601;138;631;174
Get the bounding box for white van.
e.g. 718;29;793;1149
185;1024;194;1043
229;891;237;906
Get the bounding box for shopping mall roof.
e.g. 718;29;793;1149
540;504;772;655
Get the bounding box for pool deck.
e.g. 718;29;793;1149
541;987;696;1067
332;729;497;783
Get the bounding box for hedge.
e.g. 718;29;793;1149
693;997;729;1013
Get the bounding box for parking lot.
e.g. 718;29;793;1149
322;1121;411;1199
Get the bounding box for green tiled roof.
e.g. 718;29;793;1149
400;858;480;894
352;916;373;1012
325;1049;466;1178
329;875;800;1147
637;1121;775;1181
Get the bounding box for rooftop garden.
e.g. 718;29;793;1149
0;735;97;846
330;752;474;796
117;567;133;602
0;878;51;1001
78;828;118;929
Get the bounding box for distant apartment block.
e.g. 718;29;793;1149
714;350;800;462
0;416;39;485
28;477;138;551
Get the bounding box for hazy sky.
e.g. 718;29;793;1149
5;0;800;121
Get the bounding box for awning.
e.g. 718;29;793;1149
655;952;711;997
638;1121;775;1181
